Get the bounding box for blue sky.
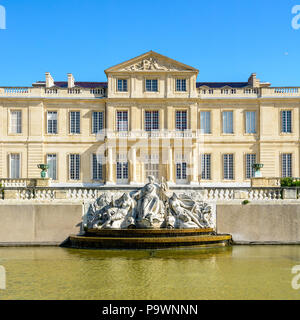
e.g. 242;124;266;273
0;0;299;86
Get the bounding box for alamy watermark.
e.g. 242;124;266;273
0;265;6;290
0;5;6;30
292;5;300;29
292;265;300;290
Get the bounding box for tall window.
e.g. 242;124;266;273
116;154;128;184
176;79;186;92
145;111;159;131
92;111;104;134
10;154;20;179
201;154;211;180
175;111;187;131
281;110;292;133
116;111;128;131
145;79;158;92
69;154;80;180
70;111;80;134
47;111;58;134
117;79;128;92
281;153;292;177
10;111;22;134
92;154;103;180
245;111;256;134
200;111;211;134
222;111;233;134
47;154;57;180
246;154;256;179
223;154;234;180
144;154;159;181
176;162;187;182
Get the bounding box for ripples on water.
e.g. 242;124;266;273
0;246;299;300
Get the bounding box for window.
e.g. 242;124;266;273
223;154;234;180
117;79;128;92
92;154;103;180
245;111;256;134
281;153;292;177
116;154;128;184
69;154;80;180
10;111;22;134
116;111;128;131
222;111;233;134
145;111;159;131
10;154;20;179
281;110;292;133
200;111;211;134
47;111;58;134
176;162;187;182
92;111;104;134
144;154;159;181
70;111;80;134
175;111;187;131
47;154;57;180
145;79;158;92
176;79;186;92
246;154;256;179
201;154;211;180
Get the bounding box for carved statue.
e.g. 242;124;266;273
85;177;215;230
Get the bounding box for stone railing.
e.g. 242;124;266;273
0;87;106;99
197;87;300;99
1;186;300;202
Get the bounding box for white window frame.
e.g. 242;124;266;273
117;79;128;92
223;154;234;180
175;110;188;131
201;154;211;180
281;110;292;133
92;154;103;181
10;110;22;134
145;79;158;92
47;154;57;180
281;153;292;178
47;111;58;134
175;79;187;92
145;110;159;132
92;111;104;134
222;111;234;134
200;111;211;134
69;111;80;134
116;111;129;132
245;111;256;134
9;153;21;179
245;154;256;179
69;154;80;180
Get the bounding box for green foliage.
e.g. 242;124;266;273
242;200;250;205
280;178;300;187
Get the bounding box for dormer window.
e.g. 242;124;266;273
176;79;186;92
117;79;128;92
145;79;158;92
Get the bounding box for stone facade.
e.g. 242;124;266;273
0;51;299;186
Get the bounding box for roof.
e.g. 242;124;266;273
35;81;108;88
197;82;249;88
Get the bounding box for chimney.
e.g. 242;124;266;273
248;73;260;88
68;73;75;88
45;72;54;88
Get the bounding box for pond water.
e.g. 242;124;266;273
0;246;299;300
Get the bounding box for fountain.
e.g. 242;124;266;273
68;176;232;249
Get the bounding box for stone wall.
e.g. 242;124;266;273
0;202;83;245
217;202;300;244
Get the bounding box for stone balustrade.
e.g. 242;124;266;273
1;186;299;202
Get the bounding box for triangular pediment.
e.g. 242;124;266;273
105;51;198;73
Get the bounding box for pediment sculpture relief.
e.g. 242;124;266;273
121;57;186;72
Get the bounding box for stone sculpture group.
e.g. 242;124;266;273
85;176;214;230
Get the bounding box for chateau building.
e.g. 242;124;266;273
0;51;299;186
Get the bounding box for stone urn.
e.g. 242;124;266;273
252;163;264;178
37;164;49;179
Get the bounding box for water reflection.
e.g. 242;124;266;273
0;246;299;300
